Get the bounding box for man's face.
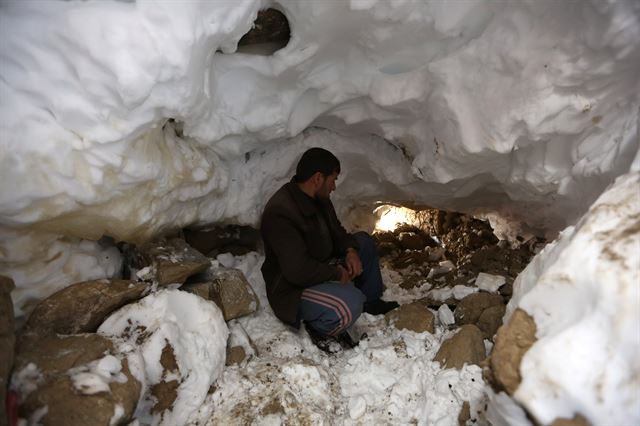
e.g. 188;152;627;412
316;171;338;200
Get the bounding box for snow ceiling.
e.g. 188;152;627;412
1;0;638;241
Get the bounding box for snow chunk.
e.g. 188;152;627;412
475;273;506;293
500;172;640;425
99;289;229;425
69;354;127;395
10;362;42;398
437;304;455;326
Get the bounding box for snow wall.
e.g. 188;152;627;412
0;1;639;424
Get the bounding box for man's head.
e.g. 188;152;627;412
294;147;341;200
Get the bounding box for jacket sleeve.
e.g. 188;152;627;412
262;210;341;287
326;202;359;255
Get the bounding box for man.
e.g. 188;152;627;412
260;147;398;348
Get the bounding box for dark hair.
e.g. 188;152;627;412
293;147;340;182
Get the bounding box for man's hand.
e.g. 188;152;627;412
337;265;351;283
345;248;362;280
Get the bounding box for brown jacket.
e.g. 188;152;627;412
260;181;359;325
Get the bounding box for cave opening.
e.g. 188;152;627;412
236;8;291;56
369;204;544;309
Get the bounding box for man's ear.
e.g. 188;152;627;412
312;171;323;187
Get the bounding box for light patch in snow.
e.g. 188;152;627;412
10;363;43;398
109;404;125;426
69;354;127;395
216;252;235;268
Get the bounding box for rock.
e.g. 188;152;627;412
15;333;141;426
227;320;258;359
133;238;211;286
458;401;471;426
385;301;435;334
477;304;506;339
434;324;485;369
499;283;513;298
184;225;260;257
392;250;432;269
454;292;504;325
399;275;427;290
488;308;537;394
24;279;148;336
1;275;16;422
184;268;259;321
238;8;290;47
15;334;114;374
427;260;455;279
376;241;398;257
373;231;397;244
225;346;246;366
428;246;446;261
398;232;427;251
179;282;211;301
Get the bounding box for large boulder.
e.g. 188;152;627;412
487;308;537;394
1;275;15;426
181;268;259;321
134;238;211;286
385;301;435;334
454;292;504;325
434;324;485;369
23;279;148;336
14;333;141;426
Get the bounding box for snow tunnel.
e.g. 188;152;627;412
0;1;638;425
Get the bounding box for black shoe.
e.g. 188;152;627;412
363;299;399;315
306;327;343;354
335;330;358;349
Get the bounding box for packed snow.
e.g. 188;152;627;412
99;290;229;425
189;251;489;426
496;172;640;426
0;0;639;425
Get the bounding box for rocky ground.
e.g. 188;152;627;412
3;208;543;425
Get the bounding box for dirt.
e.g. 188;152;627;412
374;207;542;303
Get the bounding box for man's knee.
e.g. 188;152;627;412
301;285;365;336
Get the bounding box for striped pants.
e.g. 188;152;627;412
298;232;382;336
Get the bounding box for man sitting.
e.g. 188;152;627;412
260;147;398;349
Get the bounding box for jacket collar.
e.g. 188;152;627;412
285;180;319;217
